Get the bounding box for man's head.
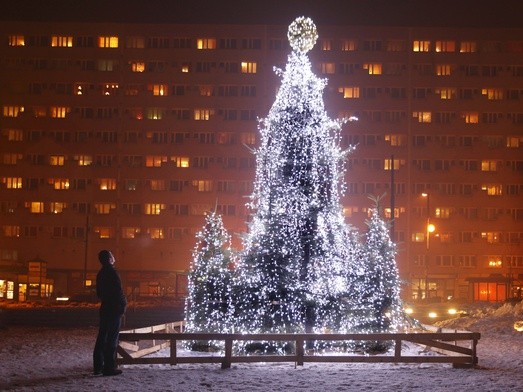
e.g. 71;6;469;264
98;250;115;266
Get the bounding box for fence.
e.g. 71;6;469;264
118;322;480;369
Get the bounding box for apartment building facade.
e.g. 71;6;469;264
0;21;522;302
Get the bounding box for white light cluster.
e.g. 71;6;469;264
287;16;318;54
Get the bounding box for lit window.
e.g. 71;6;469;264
125;179;138;191
97;60;115;71
3;153;22;164
196;38;216;49
5;129;24;141
51;36;73;47
435;41;455;52
2;177;22;189
481;184;503;195
8;35;25;46
384;208;403;219
482;232;501;244
343;207;358;217
321;39;332;50
413;111;432;123
460;41;477;53
384;158;403;170
29;202;45;213
338;87;360;98
481;160;498;171
363;63;382;75
145;156;167;167
94;203;115;214
130;61;145;72
435;208;451;219
98;36;119;48
76;155;93;166
74;83;87;95
384;134;406;146
102;84;119;95
181;63;190;73
146;108;163;120
436;88;456;99
98;178;117;190
411;232;426;242
144;203;165;215
241;62;257;73
122;227;140;239
436;64;452;76
240;132;256;145
194;109;213;120
150;84;168;96
2;225;20;237
49;155;65;166
94;227;113;239
462;112;479;124
198;85;213;96
488;257;503;268
413;40;430;52
131;108;143;120
50;202;66;213
150;179;166;191
193;180;213;192
216;132;233;144
482;88;503;100
506;137;521;148
50;106;69;118
147;228;164;239
172;156;190;168
49;178;70;190
3;106;24;117
341;39;357;51
321;63;335;74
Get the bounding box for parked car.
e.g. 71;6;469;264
404;300;468;324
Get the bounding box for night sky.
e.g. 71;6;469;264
2;0;523;27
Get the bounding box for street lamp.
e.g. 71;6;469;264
421;193;436;300
421;193;435;250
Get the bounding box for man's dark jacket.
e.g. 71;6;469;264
96;264;127;315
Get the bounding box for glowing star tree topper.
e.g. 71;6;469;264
287;16;318;53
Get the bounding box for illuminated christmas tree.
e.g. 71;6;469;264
233;17;358;334
351;195;403;336
184;211;233;349
186;17;404;347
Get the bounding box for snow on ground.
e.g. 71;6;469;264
1;302;522;392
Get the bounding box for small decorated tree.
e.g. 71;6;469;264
184;211;233;350
351;195;403;351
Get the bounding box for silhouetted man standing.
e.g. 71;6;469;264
93;250;127;376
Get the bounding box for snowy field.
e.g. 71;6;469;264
1;302;522;392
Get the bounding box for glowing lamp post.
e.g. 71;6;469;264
421;193;433;250
421;193;435;299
